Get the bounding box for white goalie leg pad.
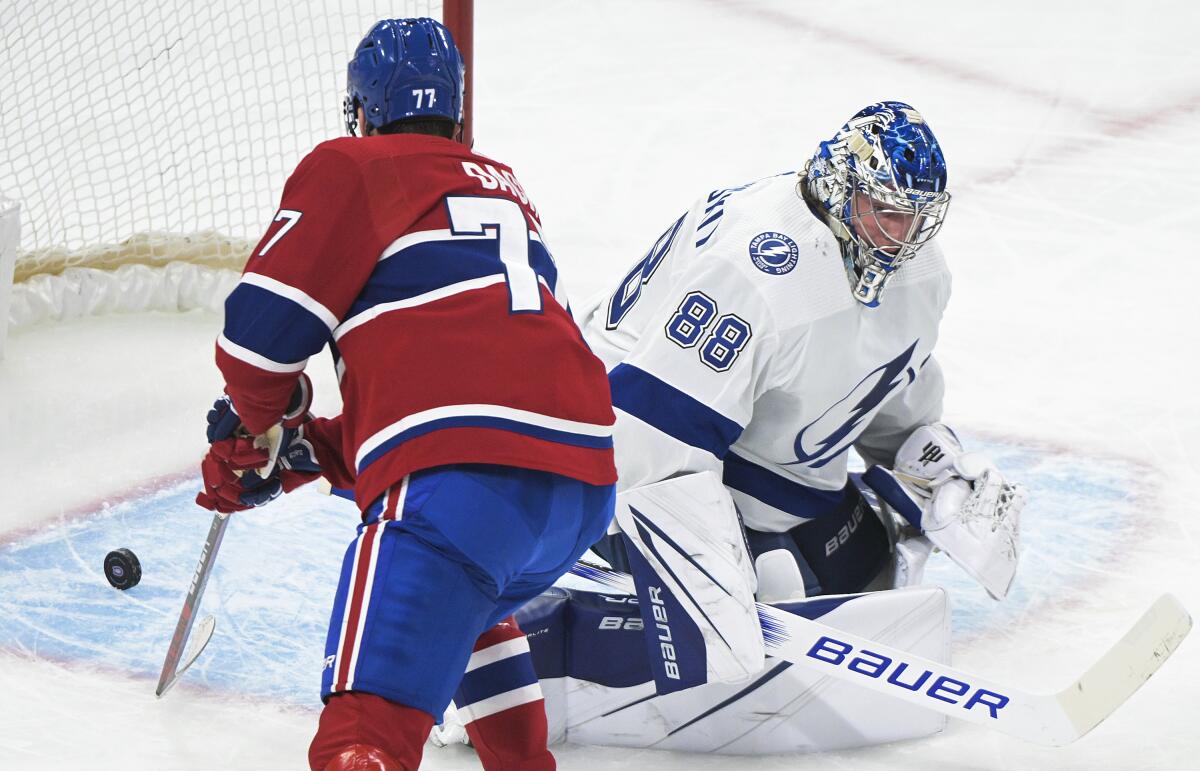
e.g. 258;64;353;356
616;471;764;693
864;423;1028;599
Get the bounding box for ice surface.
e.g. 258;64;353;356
0;434;1140;706
2;0;1198;769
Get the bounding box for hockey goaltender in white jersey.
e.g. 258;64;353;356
585;152;952;585
435;102;1029;756
581;101;1025;599
430;103;1029;755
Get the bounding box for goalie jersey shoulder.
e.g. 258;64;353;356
590;171;949;365
685;172;950;336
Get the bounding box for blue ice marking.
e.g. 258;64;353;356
0;480;359;705
0;434;1147;707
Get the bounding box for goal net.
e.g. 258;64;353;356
0;0;472;344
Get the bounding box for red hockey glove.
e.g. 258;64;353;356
195;436;280;513
196;374;319;513
195;426;323;513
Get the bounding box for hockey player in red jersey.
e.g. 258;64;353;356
195;18;617;771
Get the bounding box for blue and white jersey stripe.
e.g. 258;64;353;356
216;333;308;374
723;451;850;528
225;226;567;377
335;274;514;341
221;273;339;370
355;404;614;474
609;363;744;458
239;272;340;330
337;227;562;337
378;227;557;282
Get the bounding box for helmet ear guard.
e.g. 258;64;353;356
802;102;951;307
345;17;465;137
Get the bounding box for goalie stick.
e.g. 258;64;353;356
569;561;1191;746
155;509;230;697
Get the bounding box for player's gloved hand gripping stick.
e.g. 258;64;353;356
156;377;318;697
195;375;320;513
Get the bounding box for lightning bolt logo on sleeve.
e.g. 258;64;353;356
788;340;921;468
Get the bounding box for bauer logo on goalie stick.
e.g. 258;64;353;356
806;635;1010;718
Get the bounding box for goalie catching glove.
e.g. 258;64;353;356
195;375;322;513
862;423;1027;599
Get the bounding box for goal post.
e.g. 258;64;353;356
443;0;475;149
0;0;473;336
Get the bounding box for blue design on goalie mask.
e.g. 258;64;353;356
344;18;465;136
802;102;950;307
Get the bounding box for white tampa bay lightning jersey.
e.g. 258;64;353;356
578;172;951;533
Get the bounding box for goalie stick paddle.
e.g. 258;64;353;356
568;561;1191;746
155;510;231;698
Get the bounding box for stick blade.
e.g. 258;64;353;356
155;615;217;698
1052;593;1192;744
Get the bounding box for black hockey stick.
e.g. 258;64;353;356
155;509;230;697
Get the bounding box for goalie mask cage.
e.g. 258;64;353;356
0;0;473;308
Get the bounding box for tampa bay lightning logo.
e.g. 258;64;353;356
748;232;799;275
787;341;922;468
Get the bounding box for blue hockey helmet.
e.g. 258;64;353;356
802;102;951;307
344;18;465;136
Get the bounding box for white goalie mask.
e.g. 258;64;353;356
802;102;951;307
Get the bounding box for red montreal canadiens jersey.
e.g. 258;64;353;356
216;134;617;509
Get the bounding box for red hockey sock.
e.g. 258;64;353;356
461;617;556;771
308;691;435;771
466;701;556;771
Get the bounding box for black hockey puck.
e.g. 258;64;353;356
104;548;142;590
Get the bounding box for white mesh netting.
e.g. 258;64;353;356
0;0;444;326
